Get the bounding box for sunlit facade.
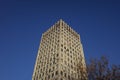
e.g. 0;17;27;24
32;19;87;80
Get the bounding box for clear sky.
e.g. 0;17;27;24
0;0;120;80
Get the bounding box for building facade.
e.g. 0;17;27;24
32;19;87;80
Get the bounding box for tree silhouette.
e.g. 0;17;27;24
87;56;120;80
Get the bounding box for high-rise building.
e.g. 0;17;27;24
32;19;87;80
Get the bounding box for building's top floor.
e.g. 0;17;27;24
42;19;80;39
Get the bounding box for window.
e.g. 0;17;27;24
68;75;70;79
61;44;63;47
60;71;63;75
56;53;58;57
66;49;69;51
48;75;50;79
56;71;58;75
64;46;66;49
61;48;63;51
52;73;54;77
49;69;51;72
60;78;63;80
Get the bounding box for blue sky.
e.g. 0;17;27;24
0;0;120;80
